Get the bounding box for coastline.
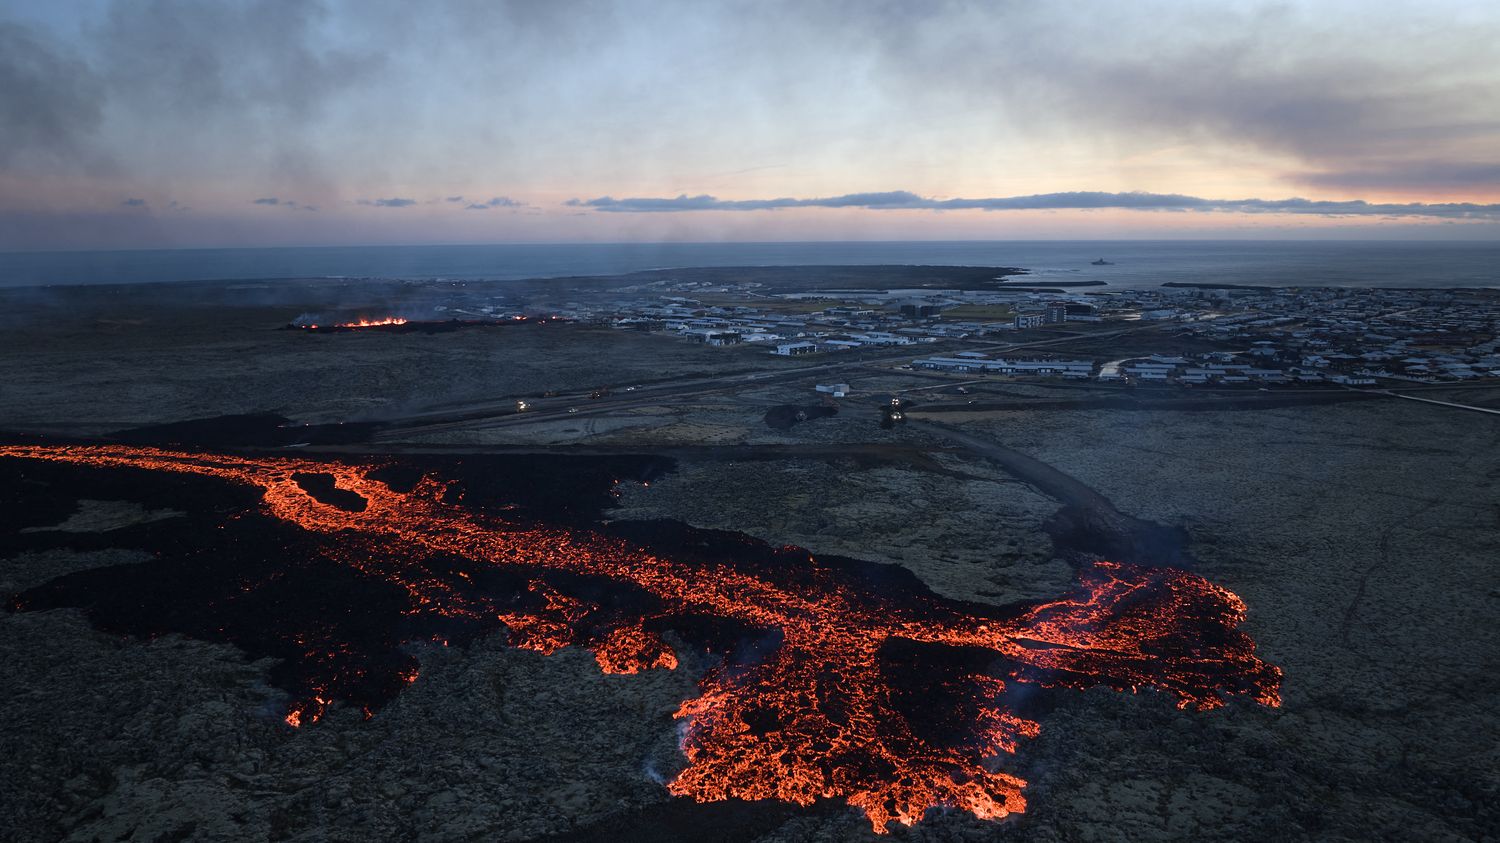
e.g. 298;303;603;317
3;240;1498;290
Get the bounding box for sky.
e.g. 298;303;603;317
2;0;1499;250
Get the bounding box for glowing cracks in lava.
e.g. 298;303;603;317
593;624;679;674
0;444;1281;834
284;695;331;728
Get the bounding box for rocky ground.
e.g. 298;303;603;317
0;309;770;433
603;398;1500;841
2;291;1497;841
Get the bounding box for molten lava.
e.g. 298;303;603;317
340;317;408;328
0;444;1280;833
291;315;566;334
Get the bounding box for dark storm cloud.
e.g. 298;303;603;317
120;197;146;207
358;198;417;208
570;191;1500;219
0;23;105;166
252;197;281;205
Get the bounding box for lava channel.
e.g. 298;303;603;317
0;444;1281;833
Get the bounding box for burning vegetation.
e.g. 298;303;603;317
0;444;1280;834
328;316;409;329
288;315;565;333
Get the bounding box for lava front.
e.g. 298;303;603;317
0;444;1282;834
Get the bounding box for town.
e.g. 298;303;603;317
457;279;1500;388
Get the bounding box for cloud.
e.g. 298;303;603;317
120;197;147;207
0;2;385;182
805;3;1500;194
1291;161;1500;193
567;190;1500;219
565;191;922;212
250;196;316;211
0;23;107;168
464;196;523;210
5;1;1499;247
358;197;417;208
95;0;384;123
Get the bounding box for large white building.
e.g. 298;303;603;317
914;356;1094;378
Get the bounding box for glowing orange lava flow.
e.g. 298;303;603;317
336;317;408;328
0;444;1281;833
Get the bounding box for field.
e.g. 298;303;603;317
0;274;1495;841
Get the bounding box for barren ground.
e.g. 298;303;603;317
1;285;1495;842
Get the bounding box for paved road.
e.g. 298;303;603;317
907;419;1195;566
1372;389;1500;416
374;325;1168;440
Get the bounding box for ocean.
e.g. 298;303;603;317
0;240;1496;290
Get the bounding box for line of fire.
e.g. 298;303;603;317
287;315;567;334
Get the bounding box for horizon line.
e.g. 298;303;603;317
5;235;1500;257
